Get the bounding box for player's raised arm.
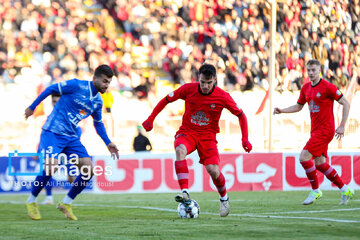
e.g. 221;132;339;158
273;103;304;115
142;85;186;131
335;95;350;140
25;83;60;120
142;97;169;131
25;79;79;120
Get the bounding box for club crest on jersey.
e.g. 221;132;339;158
316;92;321;98
336;90;342;96
169;92;174;97
210;103;216;109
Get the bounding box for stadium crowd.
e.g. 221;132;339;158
0;0;360;154
0;0;360;97
102;0;360;94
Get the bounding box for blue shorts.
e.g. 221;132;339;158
38;130;90;160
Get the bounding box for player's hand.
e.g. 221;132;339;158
142;118;154;132
335;126;345;140
242;140;252;153
273;107;282;115
107;142;119;160
25;107;34;120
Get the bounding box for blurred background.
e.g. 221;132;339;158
0;0;359;156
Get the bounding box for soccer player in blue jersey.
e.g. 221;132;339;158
24;64;119;220
41;94;78;205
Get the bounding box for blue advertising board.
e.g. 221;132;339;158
0;153;93;193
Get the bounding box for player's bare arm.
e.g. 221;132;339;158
273;103;304;115
24;107;34;120
335;96;350;140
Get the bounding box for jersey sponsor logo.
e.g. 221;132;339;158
169;92;174;97
191;111;209;126
79;109;87;116
210;103;216;109
336;90;342;96
60;81;67;87
316;92;321;98
74;99;92;112
309;100;320;113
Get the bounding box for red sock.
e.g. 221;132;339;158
316;163;344;189
300;159;319;190
212;172;227;197
174;160;189;190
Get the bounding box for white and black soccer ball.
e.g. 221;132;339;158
177;199;200;218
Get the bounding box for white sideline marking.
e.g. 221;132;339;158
261;208;360;215
225;214;360;223
2;200;359;223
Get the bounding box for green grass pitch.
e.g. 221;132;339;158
0;191;359;239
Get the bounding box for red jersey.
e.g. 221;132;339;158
166;83;243;134
297;79;343;136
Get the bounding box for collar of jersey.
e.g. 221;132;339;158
311;78;322;87
89;81;99;99
198;84;215;95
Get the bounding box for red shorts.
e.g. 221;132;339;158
303;134;333;158
174;130;219;166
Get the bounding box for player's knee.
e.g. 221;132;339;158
175;145;187;160
299;150;312;162
205;165;220;179
314;156;326;165
78;158;94;180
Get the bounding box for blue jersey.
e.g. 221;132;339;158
30;79;111;145
43;79;102;137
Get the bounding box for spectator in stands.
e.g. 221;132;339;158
133;125;152;152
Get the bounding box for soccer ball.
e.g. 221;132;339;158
177;199;200;218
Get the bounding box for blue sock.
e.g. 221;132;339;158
45;177;53;196
67;174;92;200
31;171;52;197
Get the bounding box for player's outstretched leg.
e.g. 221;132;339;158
206;163;230;217
211;172;230;217
41;178;54;205
302;189;323;205
300;156;320;205
26;170;53;220
340;188;355;205
316;163;354;205
57;158;93;220
57;173;91;220
174;159;191;205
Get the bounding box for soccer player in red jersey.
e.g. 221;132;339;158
142;64;252;217
274;59;354;205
